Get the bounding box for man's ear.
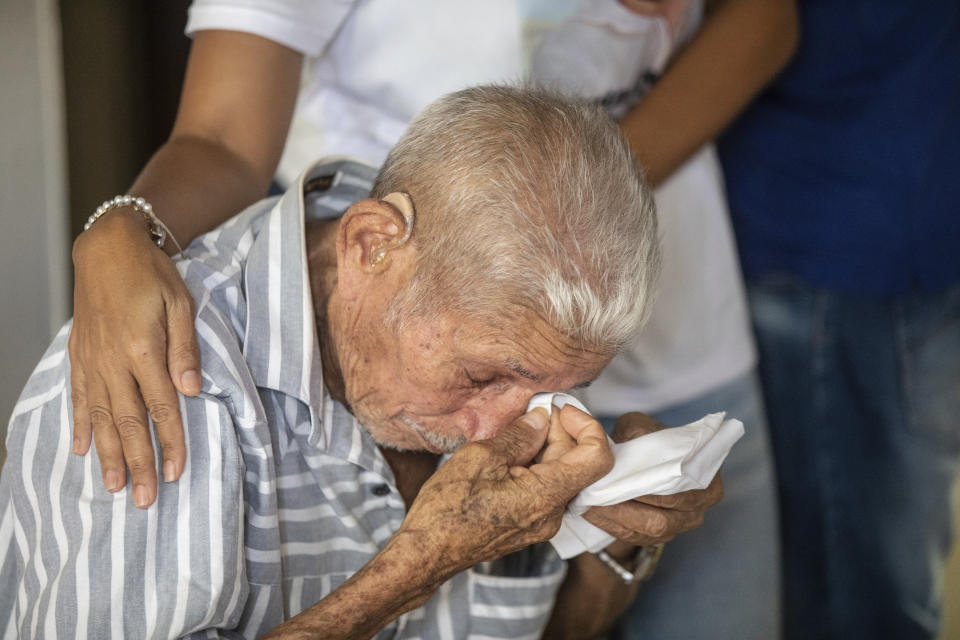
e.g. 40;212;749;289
336;192;416;289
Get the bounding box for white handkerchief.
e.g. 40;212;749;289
526;392;744;559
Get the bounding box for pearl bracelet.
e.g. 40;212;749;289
84;195;182;254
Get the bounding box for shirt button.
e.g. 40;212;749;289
372;484;391;496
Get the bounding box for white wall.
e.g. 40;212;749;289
0;0;71;464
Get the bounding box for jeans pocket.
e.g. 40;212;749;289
897;285;960;452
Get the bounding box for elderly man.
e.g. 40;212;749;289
0;86;717;638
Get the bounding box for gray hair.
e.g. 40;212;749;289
372;85;660;352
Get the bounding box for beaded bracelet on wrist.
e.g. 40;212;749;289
84;195;182;254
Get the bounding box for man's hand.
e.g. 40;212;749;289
541;409;724;640
398;406;615;577
263;407;614;639
69;210;201;509
583;411;724;546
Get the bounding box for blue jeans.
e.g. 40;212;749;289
600;370;782;640
748;275;960;639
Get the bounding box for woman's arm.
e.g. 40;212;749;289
70;30;302;509
620;0;799;186
538;5;798;633
128;29;304;247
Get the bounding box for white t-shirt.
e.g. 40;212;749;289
186;0;756;414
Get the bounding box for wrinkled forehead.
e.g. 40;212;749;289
447;307;613;379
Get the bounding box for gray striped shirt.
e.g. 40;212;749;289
0;158;565;639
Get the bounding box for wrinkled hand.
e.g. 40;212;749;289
583;411;724;546
69;210;201;509
398;406;614;578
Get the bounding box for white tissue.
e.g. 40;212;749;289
526;392;744;559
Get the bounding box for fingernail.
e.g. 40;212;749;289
105;470;123;492
163;460;176;483
181;370;201;395
133;484;150;508
73;437;81;454
522;407;549;430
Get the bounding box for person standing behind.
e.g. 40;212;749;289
718;1;960;638
532;2;782;638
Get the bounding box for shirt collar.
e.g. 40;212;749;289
242;156;379;451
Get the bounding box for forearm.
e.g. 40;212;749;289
127;134;274;253
620;0;799;186
260;531;448;639
264;409;616;638
544;541;641;639
125;30;303;253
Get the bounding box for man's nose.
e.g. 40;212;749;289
466;385;535;441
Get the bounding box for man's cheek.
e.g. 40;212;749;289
393;380;474;415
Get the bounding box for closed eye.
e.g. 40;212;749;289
464;371;496;388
